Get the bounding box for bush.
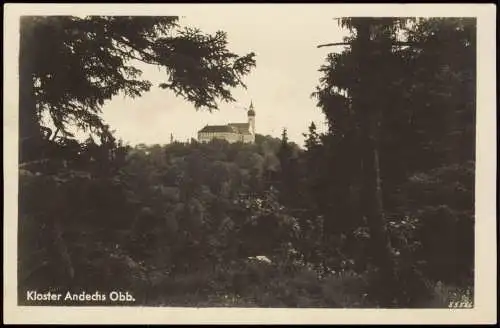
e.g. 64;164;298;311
148;259;374;308
394;162;474;286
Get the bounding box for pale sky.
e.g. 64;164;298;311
97;6;350;147
17;4;491;148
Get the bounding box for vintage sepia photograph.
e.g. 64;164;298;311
4;3;497;325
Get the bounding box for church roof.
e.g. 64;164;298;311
198;125;236;133
199;122;251;134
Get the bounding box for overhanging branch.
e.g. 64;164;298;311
317;42;350;48
317;41;418;49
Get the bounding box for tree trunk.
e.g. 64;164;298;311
351;18;396;306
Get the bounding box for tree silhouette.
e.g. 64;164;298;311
19;15;256;162
313;17;476;305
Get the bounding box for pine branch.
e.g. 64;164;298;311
317;41;418;48
317;42;350;48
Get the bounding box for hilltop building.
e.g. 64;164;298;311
197;102;256;144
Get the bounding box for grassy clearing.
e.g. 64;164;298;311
143;259;472;308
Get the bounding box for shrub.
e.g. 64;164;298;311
148;259;375;308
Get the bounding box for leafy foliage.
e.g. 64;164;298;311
20;15;256;162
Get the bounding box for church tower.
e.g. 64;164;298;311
247;101;256;135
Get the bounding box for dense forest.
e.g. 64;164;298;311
19;16;475;308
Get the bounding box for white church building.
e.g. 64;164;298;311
197;102;256;144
